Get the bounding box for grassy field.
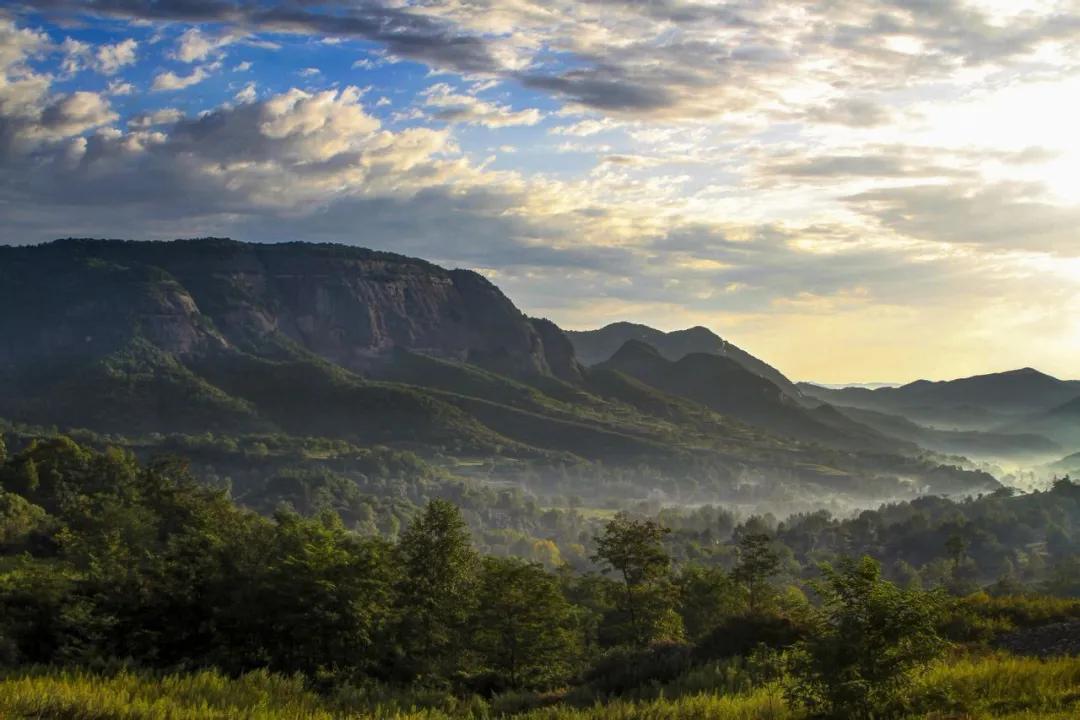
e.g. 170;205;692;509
2;653;1079;719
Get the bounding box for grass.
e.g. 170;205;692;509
2;653;1079;719
910;653;1080;719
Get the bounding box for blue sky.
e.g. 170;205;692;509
2;1;1080;382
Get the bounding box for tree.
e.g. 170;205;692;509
592;513;679;645
473;557;581;689
786;557;947;720
733;532;781;614
677;565;742;641
945;533;967;570
212;510;396;678
394;499;479;680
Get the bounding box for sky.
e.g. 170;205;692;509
1;1;1079;383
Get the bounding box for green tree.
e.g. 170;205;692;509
394;499;479;681
733;532;781;614
786;557;947;720
592;513;680;645
473;556;581;689
213;509;395;678
677;565;742;641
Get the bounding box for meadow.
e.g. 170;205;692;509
2;653;1080;719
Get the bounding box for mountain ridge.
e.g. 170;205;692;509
566;321;802;398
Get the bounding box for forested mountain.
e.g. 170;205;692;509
567;321;801;398
0;238;998;516
595;340;906;454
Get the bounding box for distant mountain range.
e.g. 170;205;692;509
799;369;1080;429
0;238;1037;508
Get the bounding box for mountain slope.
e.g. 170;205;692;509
566;322;801;398
596;340;908;453
1006;397;1080;448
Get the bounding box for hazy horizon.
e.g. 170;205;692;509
3;2;1079;383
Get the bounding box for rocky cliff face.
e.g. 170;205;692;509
0;238;574;381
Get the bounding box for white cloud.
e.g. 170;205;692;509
234;82;257;103
421;83;541;128
127;107;183;129
95;38;138;75
152;65;214;92
106;79;135;96
549;118;620;137
60;37;137;76
172;28;234;63
38;91;118;138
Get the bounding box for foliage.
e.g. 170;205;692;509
394;499;480;682
785;557;947;720
591;513;682;645
473;556;582;690
733;532;781;614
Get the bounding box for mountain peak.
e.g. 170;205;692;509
566;321;800;399
609;339;664;362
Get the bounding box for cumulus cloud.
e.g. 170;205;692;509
61;37;137;75
152;65;214;91
172;27;235;63
127;107;183;129
106;79;134;96
421;83;541;127
37;90;116;137
234;82;257;104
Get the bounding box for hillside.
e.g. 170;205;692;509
566;322;801;398
596;340;907;454
1008;396;1080;448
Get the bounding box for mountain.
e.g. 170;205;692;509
0;237;575;382
1049;449;1080;475
595;340;907;453
566;322;801;398
798;368;1080;429
0;238;998;507
1006;396;1080;448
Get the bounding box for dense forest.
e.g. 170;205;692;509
3;435;1080;719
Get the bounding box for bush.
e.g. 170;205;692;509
694;614;803;661
785;557;947;720
583;642;693;695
